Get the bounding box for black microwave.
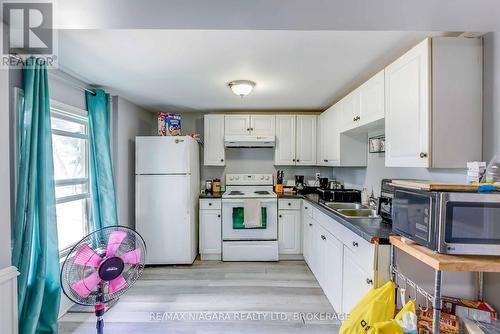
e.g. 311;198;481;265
392;188;500;255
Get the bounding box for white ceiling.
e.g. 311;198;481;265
58;30;444;112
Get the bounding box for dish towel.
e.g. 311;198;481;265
244;199;262;228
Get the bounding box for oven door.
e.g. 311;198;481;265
222;198;277;241
439;193;500;255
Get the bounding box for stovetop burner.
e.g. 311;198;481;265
228;191;244;195
254;191;270;195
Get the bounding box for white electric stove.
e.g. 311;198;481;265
222;174;278;261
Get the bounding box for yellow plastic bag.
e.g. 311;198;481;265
395;300;416;320
366;301;416;334
340;281;396;334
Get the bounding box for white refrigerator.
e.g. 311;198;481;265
135;136;200;264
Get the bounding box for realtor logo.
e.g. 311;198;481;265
2;1;53;54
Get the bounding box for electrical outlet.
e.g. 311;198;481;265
315;172;321;180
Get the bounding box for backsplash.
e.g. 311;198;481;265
202;147;333;187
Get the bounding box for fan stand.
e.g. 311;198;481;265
95;285;105;334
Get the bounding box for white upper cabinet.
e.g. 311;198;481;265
296;115;317;166
340;91;360;132
318;105;340;166
204;114;225;166
224;115;250;135
250;115;275;136
275;115;296;165
385;39;430;168
385;37;482;168
358;70;385;126
224;115;275;136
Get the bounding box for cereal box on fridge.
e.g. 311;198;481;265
158;113;182;136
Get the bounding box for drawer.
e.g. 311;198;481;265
279;199;301;210
344;232;375;272
302;200;313;218
199;199;221;210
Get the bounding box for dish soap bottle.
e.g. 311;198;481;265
485;154;500;184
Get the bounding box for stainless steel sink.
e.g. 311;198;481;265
323;202;367;210
336;209;379;218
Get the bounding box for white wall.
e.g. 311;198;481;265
112;97;155;228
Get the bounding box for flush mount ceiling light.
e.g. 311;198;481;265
228;80;256;97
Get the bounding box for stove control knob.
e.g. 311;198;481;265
260;176;264;180
229;176;234;181
265;176;270;180
235;176;240;180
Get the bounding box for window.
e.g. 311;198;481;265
51;101;91;254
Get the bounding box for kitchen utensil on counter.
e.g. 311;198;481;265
295;175;305;191
390;179;478;192
276;170;284;185
212;179;221;193
317;188;362;203
205;180;213;193
329;180;344;190
378;179;395;224
319;177;329;189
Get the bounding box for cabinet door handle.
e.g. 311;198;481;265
292;159;296;162
208;203;212;206
352;241;358;247
296;159;300;162
366;278;373;285
305;206;308;210
217;214;221;218
420;152;428;158
324;159;328;162
250;127;254;131
288;202;291;206
221;159;224;162
279;214;282;218
309;223;313;226
353;117;356;122
321;235;326;240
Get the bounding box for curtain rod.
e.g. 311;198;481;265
9;54;97;96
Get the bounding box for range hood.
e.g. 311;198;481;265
224;135;275;148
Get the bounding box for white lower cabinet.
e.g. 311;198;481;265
278;210;301;256
199;199;222;260
278;199;302;259
341;246;373;314
321;229;344;314
301;200;390;316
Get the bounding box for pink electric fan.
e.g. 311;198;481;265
60;226;147;334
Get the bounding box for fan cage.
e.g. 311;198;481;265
61;225;147;306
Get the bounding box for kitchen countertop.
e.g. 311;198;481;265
199;192;223;199
200;191;392;243
300;193;393;244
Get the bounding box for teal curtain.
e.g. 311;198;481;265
86;89;118;231
12;57;61;333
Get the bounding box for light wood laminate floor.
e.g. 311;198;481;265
59;260;341;333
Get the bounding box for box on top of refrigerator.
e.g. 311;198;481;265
158;113;181;136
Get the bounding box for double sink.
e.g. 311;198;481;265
320;202;379;219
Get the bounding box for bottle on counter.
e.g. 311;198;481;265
212;179;221;193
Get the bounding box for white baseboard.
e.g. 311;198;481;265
200;253;221;261
0;266;19;334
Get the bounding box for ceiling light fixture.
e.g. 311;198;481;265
228;80;256;97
